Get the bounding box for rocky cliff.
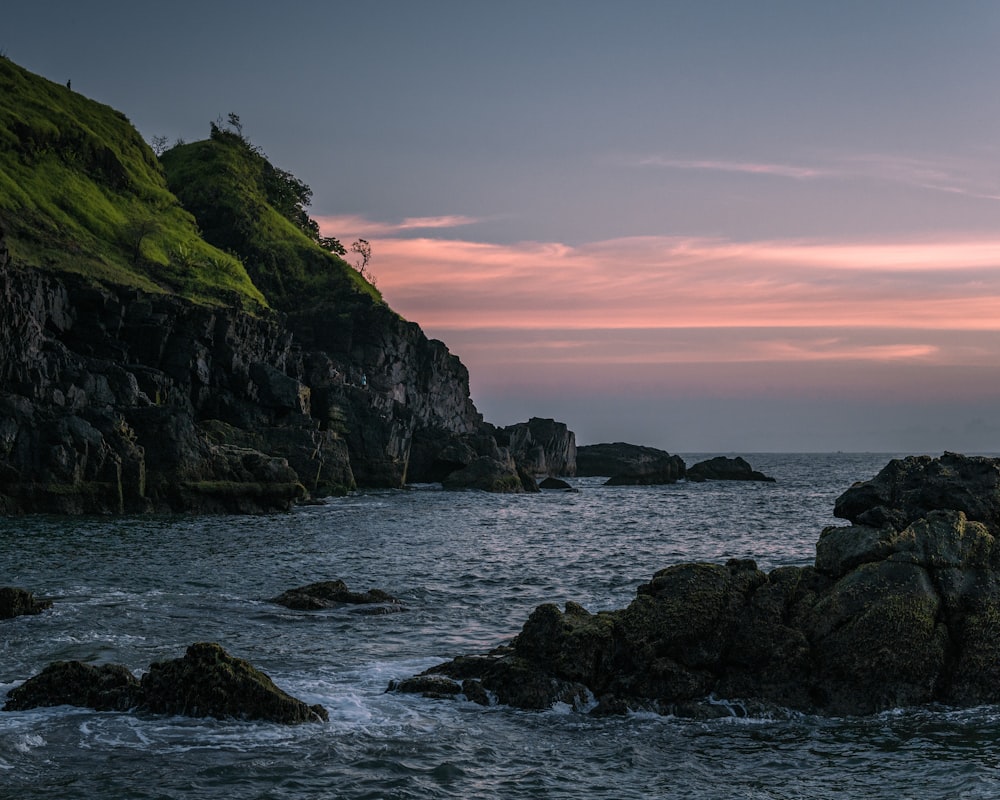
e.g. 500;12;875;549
0;235;483;512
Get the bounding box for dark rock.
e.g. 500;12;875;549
4;643;327;724
269;580;402;610
4;661;139;711
834;452;1000;533
0;262;488;512
576;442;685;485
138;643;327;723
539;476;574;490
0;587;52;619
687;456;775;483
442;455;525;493
398;454;1000;717
501;418;577;477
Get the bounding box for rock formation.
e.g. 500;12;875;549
687;456;775;482
393;453;1000;717
270;580;403;613
0;255;491;511
576;442;685;485
0;587;51;619
499;418;577;477
4;642;327;724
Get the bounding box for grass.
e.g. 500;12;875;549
0;57;265;308
160;128;381;312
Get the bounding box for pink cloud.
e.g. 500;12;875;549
313;213;481;239
634;156;827;179
348;232;1000;333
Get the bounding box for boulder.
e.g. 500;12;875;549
269;580;403;612
4;661;139;711
393;453;1000;717
138;642;328;723
576;442;685;485
442;455;526;493
686;456;775;483
0;587;52;619
4;643;327;724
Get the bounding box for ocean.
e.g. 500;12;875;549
2;453;999;799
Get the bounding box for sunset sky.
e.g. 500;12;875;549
7;1;1000;452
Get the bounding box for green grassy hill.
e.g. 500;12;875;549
0;57;267;308
0;57;378;315
160;124;380;312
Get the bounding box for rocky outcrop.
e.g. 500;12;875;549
687;456;775;483
833;452;1000;532
0;587;51;619
576;442;685;485
4;642;327;724
0;259;486;512
393;453;1000;717
442;454;532;493
498;418;577;477
4;661;139;711
270;580;403;613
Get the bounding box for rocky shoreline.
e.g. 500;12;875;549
392;452;1000;717
7;453;1000;723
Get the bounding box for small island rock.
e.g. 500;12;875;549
686;456;775;483
576;443;685;485
270;580;403;613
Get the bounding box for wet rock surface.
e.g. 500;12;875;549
394;453;1000;717
270;580;404;613
4;642;327;724
0;587;51;619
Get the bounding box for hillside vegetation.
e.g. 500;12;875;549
160;123;380;312
0;57;266;308
0;57;377;315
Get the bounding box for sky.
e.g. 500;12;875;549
5;1;1000;453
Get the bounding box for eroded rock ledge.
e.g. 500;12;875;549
392;453;1000;717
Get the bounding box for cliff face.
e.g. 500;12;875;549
291;303;482;486
0;243;481;512
0;58;543;512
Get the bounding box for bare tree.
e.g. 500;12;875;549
150;135;169;156
351;238;372;280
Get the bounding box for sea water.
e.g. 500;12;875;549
2;453;999;799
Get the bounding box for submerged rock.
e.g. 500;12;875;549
393;453;1000;717
4;642;327;724
538;476;575;491
0;587;52;619
269;580;403;612
686;456;775;483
